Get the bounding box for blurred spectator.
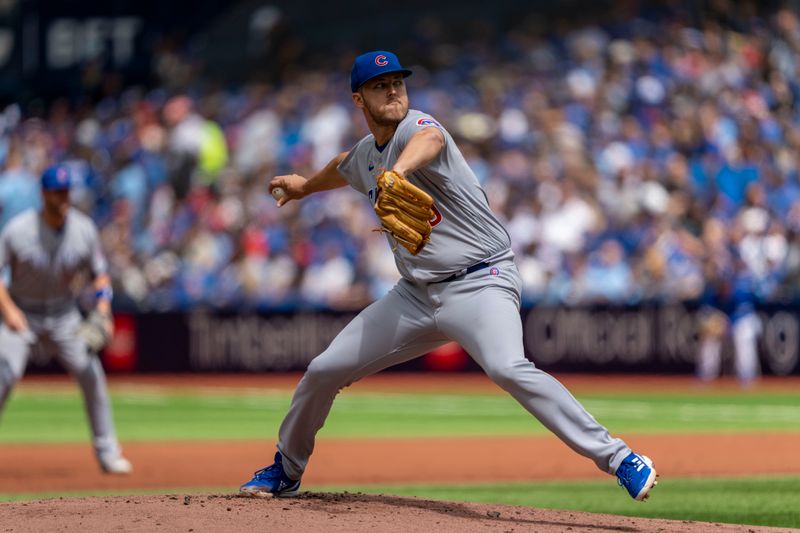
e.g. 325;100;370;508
0;140;40;229
581;239;634;303
163;96;229;198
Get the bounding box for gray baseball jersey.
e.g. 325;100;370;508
338;109;512;283
274;108;632;483
0;208;107;313
0;207;122;463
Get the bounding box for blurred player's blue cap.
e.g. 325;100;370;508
40;164;72;190
350;51;412;92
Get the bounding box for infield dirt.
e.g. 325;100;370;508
1;492;797;533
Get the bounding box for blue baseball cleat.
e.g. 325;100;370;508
240;451;301;498
616;452;657;501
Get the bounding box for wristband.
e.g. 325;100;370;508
95;286;113;302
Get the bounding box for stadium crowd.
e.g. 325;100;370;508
2;3;800;313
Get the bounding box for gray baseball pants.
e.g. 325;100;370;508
0;308;122;462
277;259;630;480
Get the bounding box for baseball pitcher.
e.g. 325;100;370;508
0;165;132;474
240;51;656;501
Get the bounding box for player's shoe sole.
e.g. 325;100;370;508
239;451;301;498
634;456;658;501
239;479;301;498
239;483;301;498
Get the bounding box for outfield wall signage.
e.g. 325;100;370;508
523;306;799;376
22;305;800;375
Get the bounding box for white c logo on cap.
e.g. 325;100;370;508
375;55;388;66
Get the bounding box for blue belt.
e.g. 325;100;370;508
434;261;491;283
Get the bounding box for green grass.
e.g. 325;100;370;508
2;477;798;528
311;475;800;528
2;387;800;443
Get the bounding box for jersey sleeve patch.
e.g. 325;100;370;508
416;117;443;129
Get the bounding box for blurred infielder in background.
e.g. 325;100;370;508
240;51;656;501
0;165;132;475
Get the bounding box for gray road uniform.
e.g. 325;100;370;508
0;208;122;463
277;109;631;480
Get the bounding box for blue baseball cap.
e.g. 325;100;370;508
40;164;72;190
350;51;412;92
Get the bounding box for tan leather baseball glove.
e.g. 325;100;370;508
374;170;435;255
78;309;114;353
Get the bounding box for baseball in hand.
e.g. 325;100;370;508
271;187;285;202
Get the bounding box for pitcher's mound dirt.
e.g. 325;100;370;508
1;492;793;533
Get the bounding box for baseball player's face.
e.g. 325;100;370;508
42;189;70;226
354;73;409;126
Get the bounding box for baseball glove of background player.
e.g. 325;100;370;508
78;309;114;353
374;170;435;255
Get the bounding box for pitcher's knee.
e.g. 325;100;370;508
485;357;543;389
303;356;352;389
485;361;522;389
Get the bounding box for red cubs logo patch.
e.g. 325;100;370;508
416;117;442;129
490;267;500;276
430;205;443;227
375;55;388;66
